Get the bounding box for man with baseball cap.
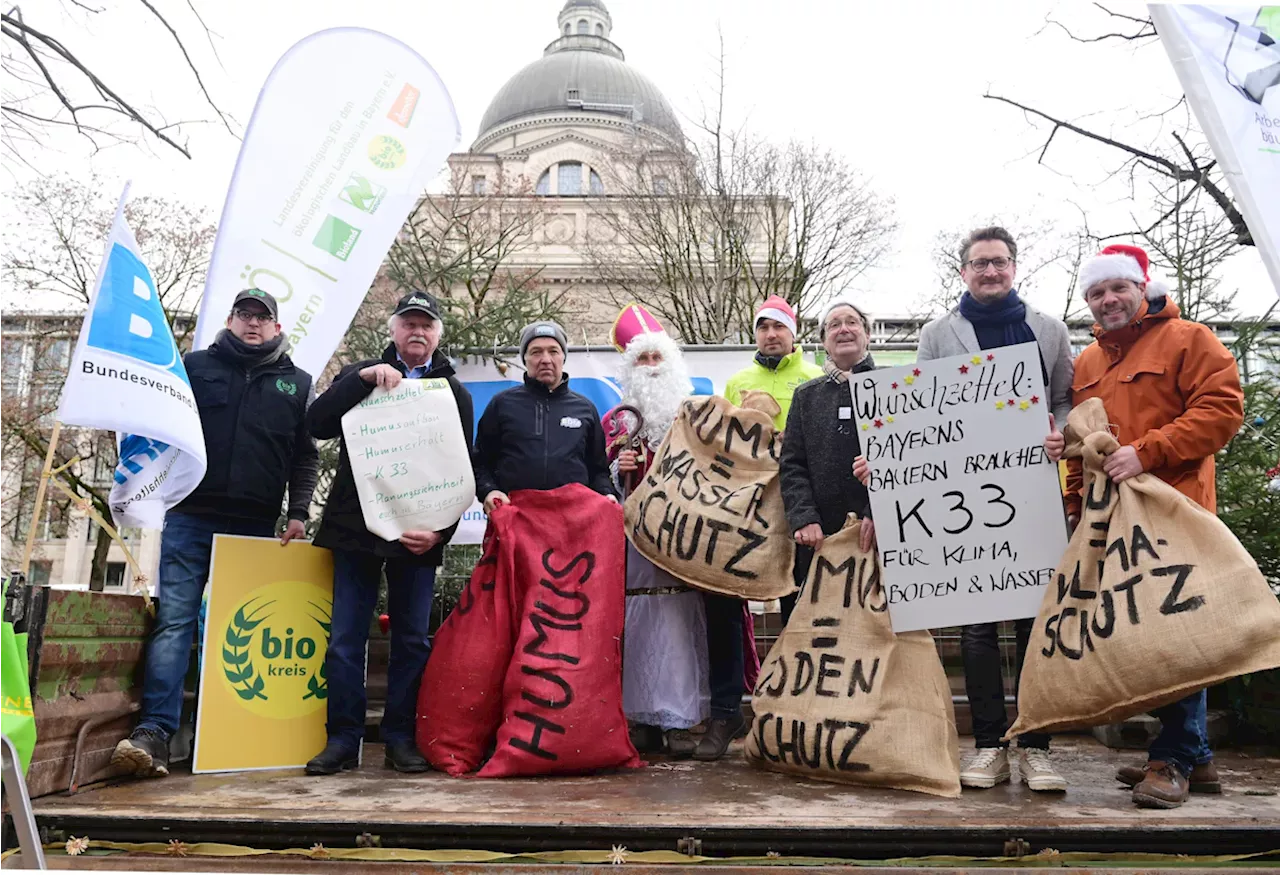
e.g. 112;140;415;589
112;288;318;778
1060;243;1243;808
303;290;474;775
472;320;616;512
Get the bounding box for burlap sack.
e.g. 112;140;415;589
624;392;795;600
1008;397;1280;737
745;517;961;797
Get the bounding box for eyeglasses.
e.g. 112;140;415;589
824;318;865;334
233;308;274;325
964;257;1014;272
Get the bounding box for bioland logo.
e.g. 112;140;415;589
312;215;362;261
220;580;331;719
367;134;407;170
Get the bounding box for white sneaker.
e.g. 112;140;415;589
960;747;1010;788
1018;748;1067;792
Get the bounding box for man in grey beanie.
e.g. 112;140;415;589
473;320;617;512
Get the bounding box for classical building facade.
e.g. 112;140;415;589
437;0;688;342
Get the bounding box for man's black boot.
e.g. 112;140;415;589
384;739;430;773
305;739;359;775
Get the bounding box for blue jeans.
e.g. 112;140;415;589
703;592;744;719
1150;689;1212;776
138;512;275;738
325;550;435;749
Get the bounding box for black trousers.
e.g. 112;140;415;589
961;618;1050;749
779;545;813;625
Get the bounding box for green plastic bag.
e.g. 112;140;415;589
2;620;36;773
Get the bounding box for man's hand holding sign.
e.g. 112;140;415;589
854;343;1068;632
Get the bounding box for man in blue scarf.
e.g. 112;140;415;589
916;226;1074;794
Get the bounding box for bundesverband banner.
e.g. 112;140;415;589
57;185;208;529
194;28;461;374
1150;5;1280;294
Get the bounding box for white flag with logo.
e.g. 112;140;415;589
1150;4;1280;294
57;187;208;529
193;28;461;374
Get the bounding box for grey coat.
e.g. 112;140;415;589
916;301;1074;427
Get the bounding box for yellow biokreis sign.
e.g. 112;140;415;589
194;535;334;773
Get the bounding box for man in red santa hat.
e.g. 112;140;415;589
603;303;709;757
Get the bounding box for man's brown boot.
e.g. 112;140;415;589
693;714;745;761
1132;761;1191;809
1116;760;1221;793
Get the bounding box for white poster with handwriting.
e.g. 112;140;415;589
853;342;1068;632
341;379;474;540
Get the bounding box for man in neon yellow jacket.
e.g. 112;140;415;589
724;296;823;432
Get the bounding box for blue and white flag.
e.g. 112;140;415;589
57;185;207;529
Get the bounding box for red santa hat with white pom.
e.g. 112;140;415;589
1078;243;1170;301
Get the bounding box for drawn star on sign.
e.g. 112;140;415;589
987;353;995;361
861;422;870;431
1006;399;1016;407
886;416;895;424
904;375;915;385
891;381;898;389
1031;395;1040;404
1019;400;1030;410
958;364;969;374
874;419;884;428
995;401;1005;410
971;355;982;365
912;368;922;376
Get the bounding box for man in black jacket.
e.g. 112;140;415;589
780;300;878;582
112;288;318;779
473;321;617;510
304;292;474;775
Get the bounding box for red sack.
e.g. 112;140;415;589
417;523;517;775
478;484;640;777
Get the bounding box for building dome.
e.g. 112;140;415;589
473;1;682;147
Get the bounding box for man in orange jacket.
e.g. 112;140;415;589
1062;243;1244;809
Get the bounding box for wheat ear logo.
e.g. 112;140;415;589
220;582;332;719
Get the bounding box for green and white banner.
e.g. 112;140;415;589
1151;5;1280;295
194;28;460;373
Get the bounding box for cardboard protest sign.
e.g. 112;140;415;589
1009;399;1280;737
194;536;333;773
745;517;961;797
624;393;796;600
854;342;1067;632
341;378;474;540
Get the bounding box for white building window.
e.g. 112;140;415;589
595;23;604;35
563;22;570;34
471;175;487;195
577;19;588;34
535;170;550;195
589;169;604;195
652;175;669;195
558;162;583;196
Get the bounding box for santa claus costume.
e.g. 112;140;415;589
603;304;711;756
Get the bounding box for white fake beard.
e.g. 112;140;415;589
622;362;691;448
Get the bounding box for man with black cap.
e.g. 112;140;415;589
303;291;474;775
473;320;616;513
112;288;318;779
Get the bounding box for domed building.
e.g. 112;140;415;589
443;0;687;340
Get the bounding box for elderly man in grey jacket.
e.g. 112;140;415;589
918;226;1073;795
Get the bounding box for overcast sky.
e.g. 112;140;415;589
4;0;1276;319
